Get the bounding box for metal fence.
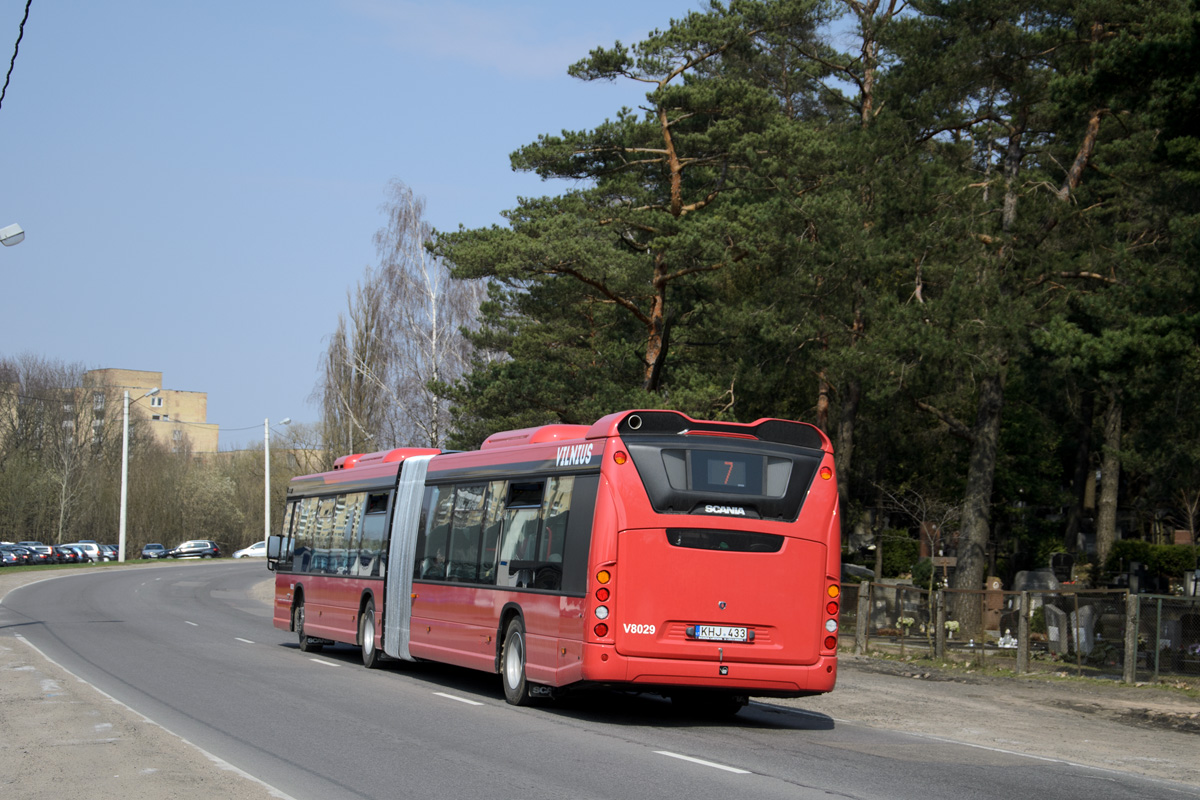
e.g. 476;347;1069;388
1133;594;1200;682
843;582;1200;683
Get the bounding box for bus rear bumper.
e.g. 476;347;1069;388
579;647;837;697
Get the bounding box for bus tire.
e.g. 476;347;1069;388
501;617;533;706
295;598;323;653
359;600;381;669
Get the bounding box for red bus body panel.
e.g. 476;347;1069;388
409;587;586;684
274;574;382;647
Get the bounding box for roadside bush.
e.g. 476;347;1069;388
1104;541;1198;583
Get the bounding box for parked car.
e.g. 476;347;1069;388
16;541;54;564
63;545;91;563
15;542;53;565
166;540;221;559
232;541;267;559
0;548;21;566
140;543;167;559
53;545;80;564
100;544;118;561
1;545;32;564
64;542;102;562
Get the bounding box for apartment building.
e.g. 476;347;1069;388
84;368;219;453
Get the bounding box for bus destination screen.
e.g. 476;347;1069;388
690;450;763;495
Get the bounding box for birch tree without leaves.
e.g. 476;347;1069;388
317;180;486;455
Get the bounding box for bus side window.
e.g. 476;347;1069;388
292;497;318;573
413;486;438;581
448;484;486;583
530;476;573;591
356;492;390;578
560;474;599;595
478;480;506;585
416;486;452;581
309;496;338;573
341;493;365;576
277;501;297;570
497;481;545;589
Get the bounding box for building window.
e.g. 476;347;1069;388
172;429;182;441
93;393;105;410
150;396;163;407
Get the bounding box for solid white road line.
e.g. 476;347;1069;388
655;751;751;774
434;692;484;706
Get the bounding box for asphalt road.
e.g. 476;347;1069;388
1;562;1192;800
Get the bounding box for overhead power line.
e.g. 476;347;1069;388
0;0;31;113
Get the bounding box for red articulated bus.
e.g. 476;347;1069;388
268;409;841;713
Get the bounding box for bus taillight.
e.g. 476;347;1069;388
824;582;840;651
593;569;614;640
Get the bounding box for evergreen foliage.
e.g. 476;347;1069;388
427;0;1200;591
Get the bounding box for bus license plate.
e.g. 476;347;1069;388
693;625;748;642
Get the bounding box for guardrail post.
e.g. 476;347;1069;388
1123;591;1138;684
855;584;870;655
1016;591;1029;675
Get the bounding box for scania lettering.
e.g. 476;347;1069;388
705;505;746;516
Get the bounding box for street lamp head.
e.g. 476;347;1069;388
144;387;160;397
1;223;25;247
280;417;292;425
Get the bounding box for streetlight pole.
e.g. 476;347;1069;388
265;417;291;544
119;387;159;563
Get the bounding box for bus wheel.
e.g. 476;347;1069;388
360;600;381;669
501;617;532;706
295;599;322;653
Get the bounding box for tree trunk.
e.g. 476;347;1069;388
643;254;670;392
816;371;831;433
1096;390;1122;568
1063;390;1094;552
951;372;1004;636
836;377;861;505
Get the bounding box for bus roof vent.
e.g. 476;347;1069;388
350;447;441;466
332;453;364;470
481;424;591;450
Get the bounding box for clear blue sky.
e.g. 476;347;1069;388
0;0;704;449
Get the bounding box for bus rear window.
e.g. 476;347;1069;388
626;438;821;522
667;529;783;552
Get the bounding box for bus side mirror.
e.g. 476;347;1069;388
267;535;282;562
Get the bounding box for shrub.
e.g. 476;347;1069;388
1104;541;1197;582
879;531;920;578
